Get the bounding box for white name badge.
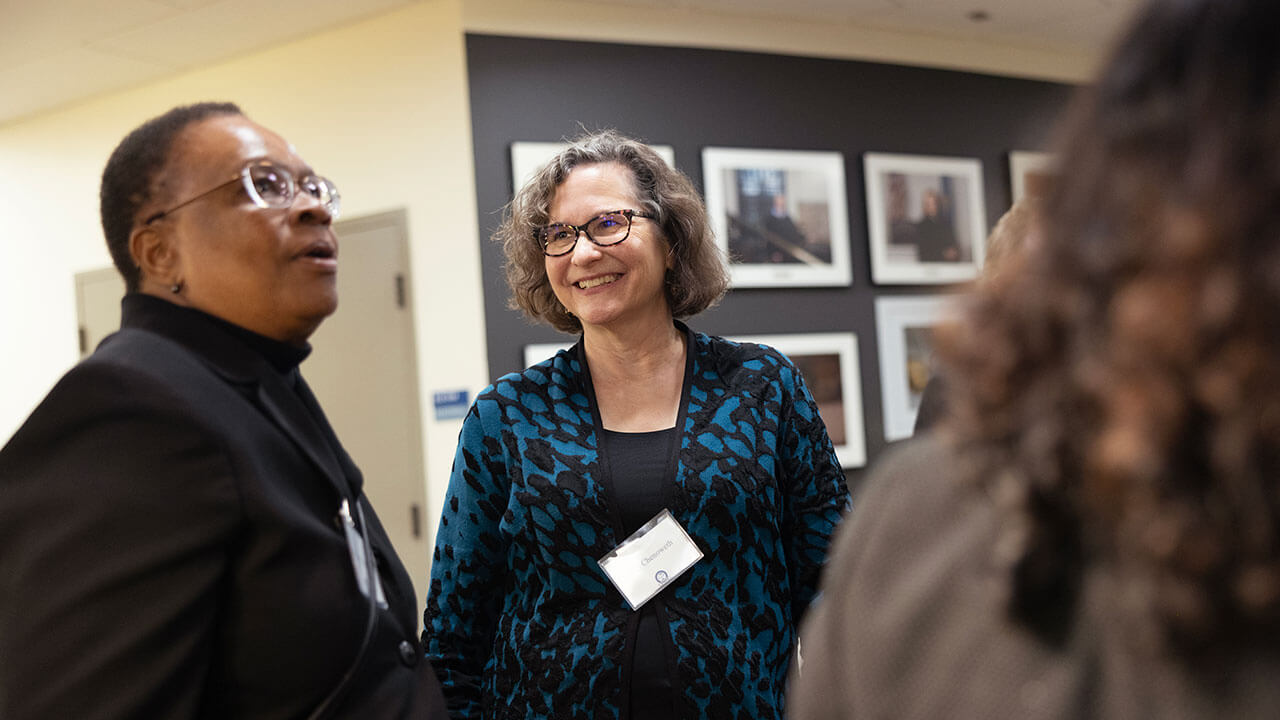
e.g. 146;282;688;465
597;509;703;611
340;499;388;609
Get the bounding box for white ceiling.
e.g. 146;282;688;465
0;0;1143;127
578;0;1142;52
0;0;425;125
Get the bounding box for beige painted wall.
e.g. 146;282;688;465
0;0;483;556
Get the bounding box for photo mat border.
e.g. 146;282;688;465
875;294;959;441
863;152;987;285
702;147;852;289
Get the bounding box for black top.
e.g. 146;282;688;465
125;294;361;501
605;427;674;534
126;293;310;371
602;427;677;720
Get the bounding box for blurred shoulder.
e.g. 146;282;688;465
827;435;983;573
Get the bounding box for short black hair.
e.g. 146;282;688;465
99;101;243;291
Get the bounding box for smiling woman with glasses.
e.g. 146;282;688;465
422;129;850;720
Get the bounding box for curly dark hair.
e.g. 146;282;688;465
939;0;1280;657
496;129;729;334
100;102;243;292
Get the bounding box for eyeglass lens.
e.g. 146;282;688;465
248;165;290;206
543;211;632;255
246;163;341;218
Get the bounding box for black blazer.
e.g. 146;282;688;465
0;295;445;718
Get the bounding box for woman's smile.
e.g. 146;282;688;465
575;274;620;290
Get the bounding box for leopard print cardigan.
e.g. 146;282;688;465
423;323;850;719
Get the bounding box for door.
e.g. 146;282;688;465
75;267;125;357
305;209;431;613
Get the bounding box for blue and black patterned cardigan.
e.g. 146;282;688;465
423;322;851;719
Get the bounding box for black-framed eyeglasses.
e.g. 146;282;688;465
144;161;341;225
536;209;655;257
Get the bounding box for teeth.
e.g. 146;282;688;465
577;275;618;289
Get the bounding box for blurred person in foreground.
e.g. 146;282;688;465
0;102;444;718
423;129;849;719
791;0;1280;717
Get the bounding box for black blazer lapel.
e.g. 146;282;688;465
253;368;354;501
115;295;358;506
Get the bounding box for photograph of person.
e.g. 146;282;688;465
886;175;968;263
874;295;957;441
0;102;445;718
865;153;987;284
703;147;851;287
722;167;833;266
423;129;850;720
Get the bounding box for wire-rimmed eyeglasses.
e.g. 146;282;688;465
535;209;655;257
144;161;341;225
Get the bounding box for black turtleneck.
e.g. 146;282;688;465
120;293;311;375
117;293;361;503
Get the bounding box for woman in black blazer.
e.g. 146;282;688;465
0;102;445;719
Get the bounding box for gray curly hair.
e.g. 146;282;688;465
496;129;729;334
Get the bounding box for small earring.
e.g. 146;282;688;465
170;281;183;294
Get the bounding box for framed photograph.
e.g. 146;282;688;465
875;295;959;441
1008;151;1056;203
525;333;866;467
524;341;573;369
702;148;852;288
863;153;987;285
731;332;865;467
510;141;675;195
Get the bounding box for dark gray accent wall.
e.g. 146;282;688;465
466;33;1075;481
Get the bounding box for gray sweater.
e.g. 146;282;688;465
791;436;1280;719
